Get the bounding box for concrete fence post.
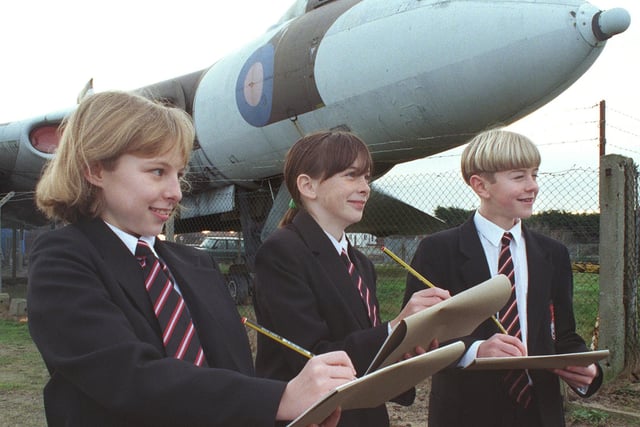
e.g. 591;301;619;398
598;154;628;380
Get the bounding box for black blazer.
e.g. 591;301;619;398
403;216;602;427
253;211;412;427
27;218;285;427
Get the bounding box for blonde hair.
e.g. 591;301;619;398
460;128;541;185
36;91;195;223
279;131;372;227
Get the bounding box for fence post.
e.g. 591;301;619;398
0;191;15;293
598;154;627;380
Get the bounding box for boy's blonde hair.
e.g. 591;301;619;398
460;128;541;185
36;91;195;223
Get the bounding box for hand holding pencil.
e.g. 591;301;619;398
390;286;451;331
381;246;508;334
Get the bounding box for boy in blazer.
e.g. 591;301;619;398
403;128;602;426
27;91;356;427
253;131;450;427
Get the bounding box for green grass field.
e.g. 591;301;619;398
0;319;48;426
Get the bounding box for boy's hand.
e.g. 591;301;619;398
553;363;598;390
477;333;527;358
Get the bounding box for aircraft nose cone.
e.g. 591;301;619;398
576;4;630;45
594;8;631;41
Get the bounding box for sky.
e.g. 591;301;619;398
1;0;638;175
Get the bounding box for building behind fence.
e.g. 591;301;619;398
2;157;638;379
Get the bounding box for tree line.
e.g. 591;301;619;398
434;207;600;243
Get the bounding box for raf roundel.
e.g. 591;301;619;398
236;43;274;127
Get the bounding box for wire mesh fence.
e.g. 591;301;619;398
3;164;638;372
167;167;605;346
360;168;602;346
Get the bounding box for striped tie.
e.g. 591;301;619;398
498;232;532;407
136;240;207;367
341;249;379;327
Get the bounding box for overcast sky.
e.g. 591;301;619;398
1;0;637;174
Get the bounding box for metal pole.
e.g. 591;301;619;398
599;100;606;157
0;191;16;293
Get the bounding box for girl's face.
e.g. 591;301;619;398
477;167;539;230
305;158;371;239
87;148;185;237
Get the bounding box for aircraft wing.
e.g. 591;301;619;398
348;186;445;237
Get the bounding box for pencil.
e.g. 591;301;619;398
241;317;315;359
380;246;508;334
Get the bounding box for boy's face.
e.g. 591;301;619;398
475;167;539;230
88;148;185;237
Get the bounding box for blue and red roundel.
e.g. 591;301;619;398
236;43;275;127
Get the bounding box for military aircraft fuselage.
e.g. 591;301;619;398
0;0;630;228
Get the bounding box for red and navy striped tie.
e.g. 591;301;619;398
498;232;532;407
341;249;379;327
136;240;207;367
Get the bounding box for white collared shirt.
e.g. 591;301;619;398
324;230;349;257
475;211;529;349
105;221;156;257
458;211;530;366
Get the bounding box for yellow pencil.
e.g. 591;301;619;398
381;246;508;334
241;317;314;359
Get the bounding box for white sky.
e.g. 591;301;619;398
1;0;638;173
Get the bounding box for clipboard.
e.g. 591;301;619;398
365;274;511;374
465;349;610;370
287;341;465;427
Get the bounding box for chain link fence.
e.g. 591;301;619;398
362;168;602;346
2;164;638;373
174;167;605;346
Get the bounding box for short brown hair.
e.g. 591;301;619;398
280;131;372;226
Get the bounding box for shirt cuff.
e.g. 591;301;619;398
458;340;484;368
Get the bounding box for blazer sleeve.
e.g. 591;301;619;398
27;228;285;427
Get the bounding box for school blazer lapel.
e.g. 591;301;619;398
78;219;252;373
78;219;158;329
458;218;493;289
292;212;372;329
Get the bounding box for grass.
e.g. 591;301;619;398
567;406;610;426
375;264;408;321
0;319;48;427
0;320;48;391
572;273;600;344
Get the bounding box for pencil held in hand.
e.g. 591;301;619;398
241;317;314;359
380;246;508;334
